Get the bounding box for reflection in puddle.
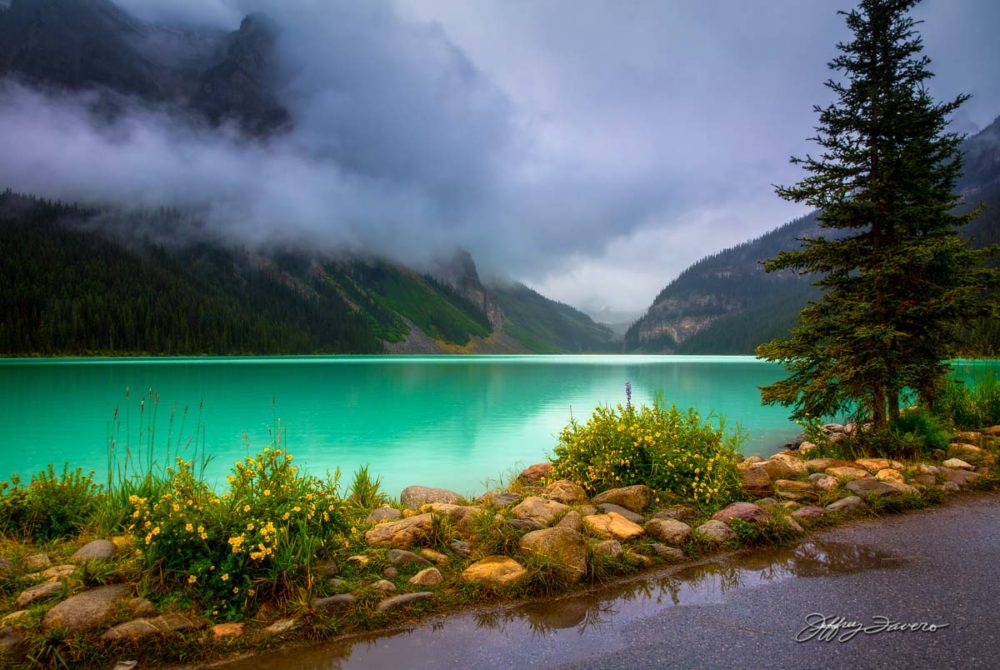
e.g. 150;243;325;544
216;541;907;670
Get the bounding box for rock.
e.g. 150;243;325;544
400;486;463;508
0;558;11;576
506;518;544;531
938;468;982;488
519;527;588;582
755;497;780;507
450;540;472;558
826;466;871;480
364;513;434;548
365;506;402;525
948;443;986;463
518;462;553;483
264;618;297;635
371;580;396;592
941;481;961;492
774;480;817;499
650;544;685;561
791;506;825;520
15;581;64;608
592;540;624;558
954;431;982;442
797;440;817;454
695;520;737;543
327;578;347;591
124;597;156;618
311;594;356;611
911;474;937;486
583;512;645;541
917;463;941;475
419;548;449;565
591;485;653;512
651;505;698;522
984;425;1000;436
511;496;569;527
712;502;769;525
387;549;432;569
24;553;50;571
113;662;138;670
314;559;339;577
742;455;764;464
881;480;921;496
100;613;203;640
211;622;244;639
578;504;598;516
346;555;370;568
556;510;584;532
595;503;644;524
462;556;527;585
630;552;654;568
942;458;974;471
382;567;399;579
71;540;115;562
0;610;31;627
376;592;434;613
780;501;801;510
541;479;588;505
40;564;77;581
822;422;846;433
784;517;805;534
763;454;808;480
855;458;897;472
0;626;22;652
480;491;522;507
804;458;856;472
409;567;444;586
739;464;772;495
875;468;905;483
825;495;866;514
42;584;130;631
845;479;903;499
644;518;692;547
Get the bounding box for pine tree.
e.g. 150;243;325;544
757;0;997;430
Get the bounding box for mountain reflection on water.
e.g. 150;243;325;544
219;541;907;670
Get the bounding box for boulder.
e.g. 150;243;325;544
938;468;982;488
791;506;825;521
592;540;624;558
519;527;588;581
942;458;974;471
506;518;544;531
954;431;982;442
365;506;402;525
644;518;692;546
855;458;898;472
796;441;817;454
541;479;588;505
42;584;130;631
555;510;584;533
423;502;480;538
825;495;865;514
712;502;768;525
845;479;903;499
825;466;870;481
695;520;736;543
804;458;856;472
875;468;905;483
15;581;64;608
811;475;839;491
591;485;653;512
651;505;698;522
739;464;772;495
71;540;115;563
518;462;552;483
100;613;202;640
363;513;434;548
311;594;356;611
582;512;645;541
941;481;961;492
400;486;462;508
650;544;685;561
511;496;569;527
595;503;644;524
0;626;23;652
376;592;434;613
480;491;522;507
462;556;527;585
911;474;937;486
948;443;986;463
763;455;808;480
386;549;432;569
450;540;472;558
409;568;444;586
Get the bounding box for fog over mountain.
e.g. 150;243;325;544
2;0;998;316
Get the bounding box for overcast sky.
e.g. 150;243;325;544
8;0;1000;320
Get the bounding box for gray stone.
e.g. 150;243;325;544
506;517;544;531
43;584;130;631
791;506;825;521
112;662;138;670
644;518;692;546
825;495;866;514
400;486;463;508
15;581;64;608
541;479;588;504
365;506;402;525
23;553;50;571
100;613;203;640
409;567;444;586
556;510;584;533
387;549;432;569
480;491;522;507
519;527;588;582
651;505;697;522
363;513;434;548
450;540;473;558
845;479;902;499
712;502;769;525
382;567;399;579
314;559;339;577
826;466;871;480
371;579;396;592
650;544;686;561
311;594;356;611
596;502;644;524
912;474;938;487
328;578;347;590
71;540;115;562
376;592;434;613
511;496;569;527
942;458;974;471
0;626;22;652
264;618;297;635
0;558;12;575
591;485;653;512
938;468;982;488
592;540;623;558
941;481;961;492
695;520;737;543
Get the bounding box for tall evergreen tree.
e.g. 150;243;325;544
756;0;997;430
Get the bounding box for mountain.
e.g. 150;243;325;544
625;115;1000;355
0;192;617;355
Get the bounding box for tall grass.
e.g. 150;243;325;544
935;371;1000;430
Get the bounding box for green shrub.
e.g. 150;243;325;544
891;409;950;453
550;401;744;507
0;465;99;542
935;372;1000;429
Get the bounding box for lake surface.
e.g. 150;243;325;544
0;356;994;497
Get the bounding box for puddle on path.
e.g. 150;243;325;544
216;541;907;670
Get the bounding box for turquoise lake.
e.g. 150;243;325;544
0;356;995;497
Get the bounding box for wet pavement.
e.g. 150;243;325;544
215;494;1000;670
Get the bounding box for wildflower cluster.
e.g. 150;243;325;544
551;401;743;507
129;448;348;617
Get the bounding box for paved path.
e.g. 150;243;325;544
219;494;1000;670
